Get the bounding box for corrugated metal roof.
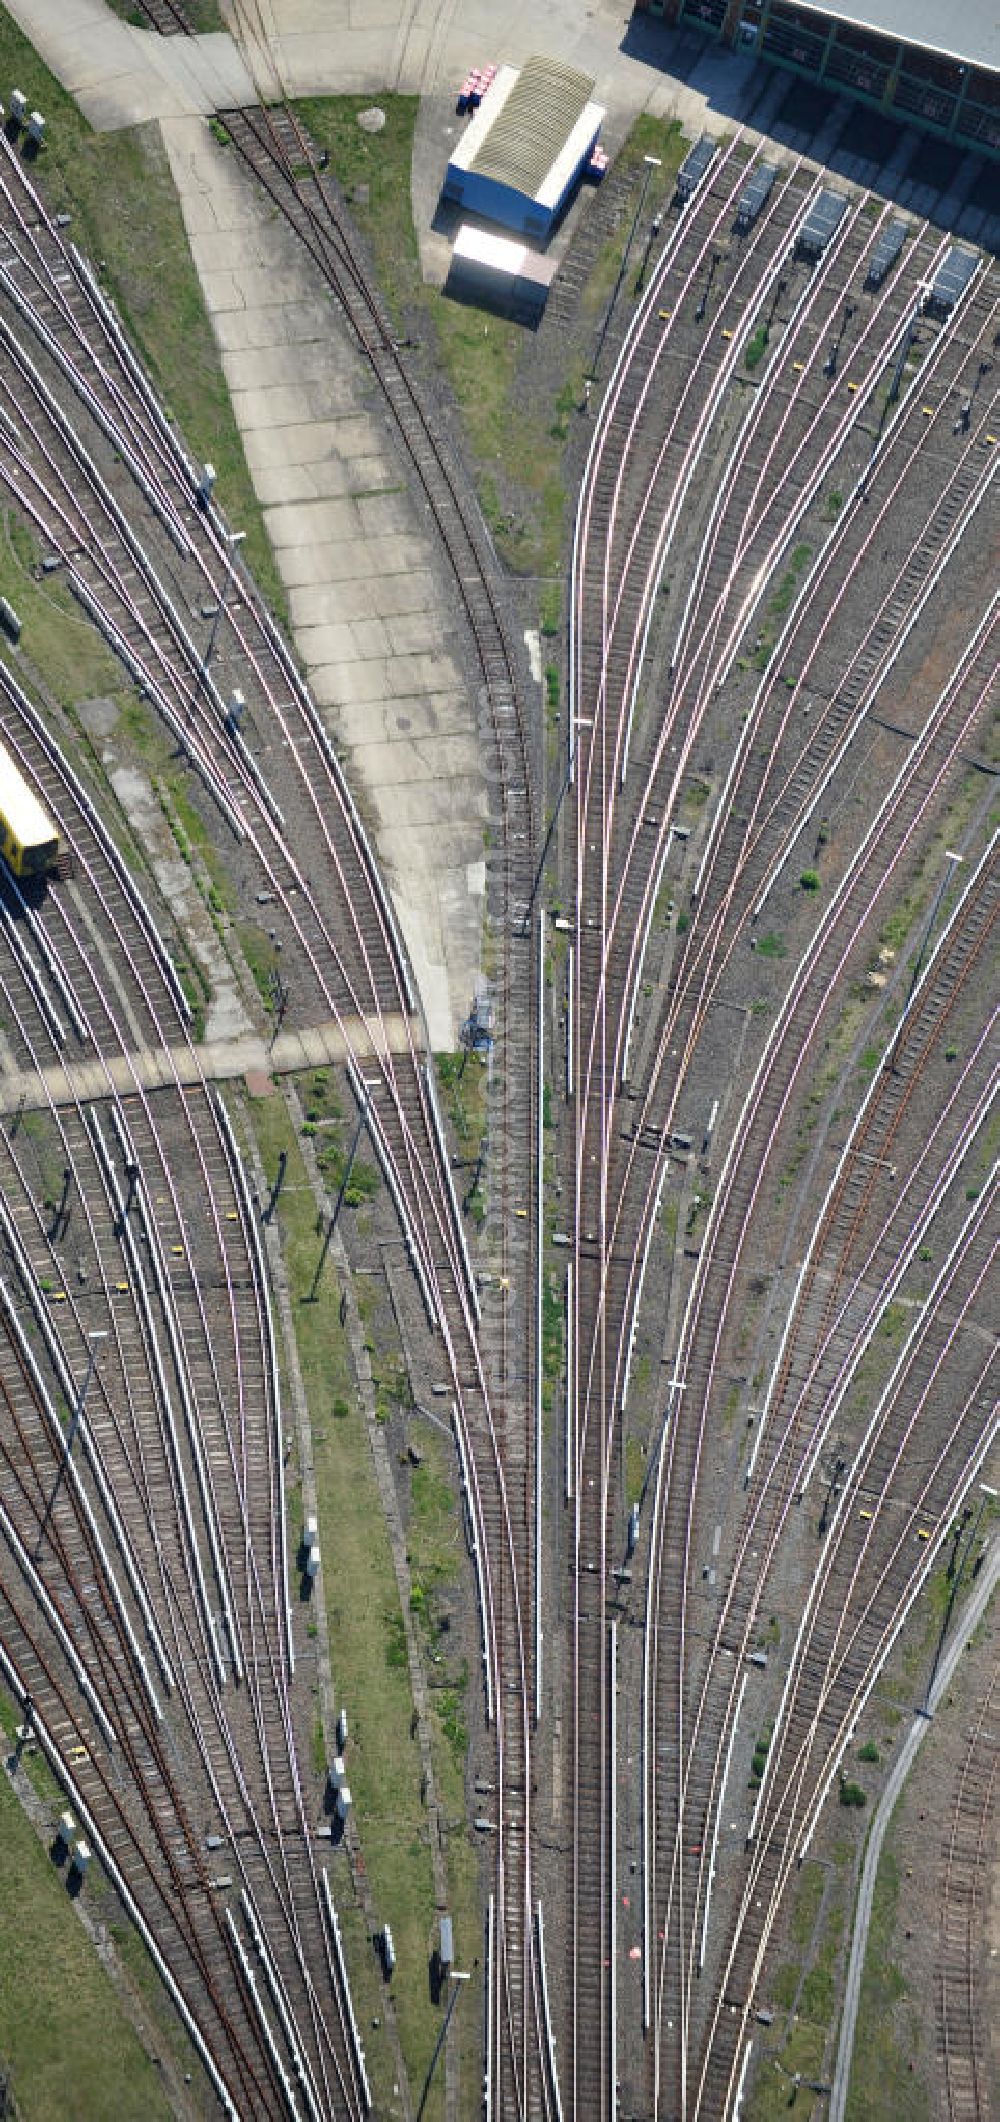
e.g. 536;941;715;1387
470;53;595;199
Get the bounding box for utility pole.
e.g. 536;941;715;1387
889;849;963;1069
635;207;663;295
695;249;722;322
824;297;855;377
307;1088;372;1301
591;154;660;377
415;1969;471;2121
819;1452;847;1535
522;715;592;934
202;529;246;678
921;1482;996;1715
264;1150;288;1225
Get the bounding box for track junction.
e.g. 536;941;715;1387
0;20;995;2122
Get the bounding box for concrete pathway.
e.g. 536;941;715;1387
0;1011;414;1115
7;0;255;127
160;113;490;1048
10;0;721;140
829;1533;1000;2122
8;0;735;1053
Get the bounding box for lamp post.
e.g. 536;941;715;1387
695;249;722;322
33;1330;107;1561
635;207;663;295
415;1969;471;2121
202;529;246;677
889;848;963;1069
921;1482;996;1715
307;1087;372;1301
591;153;660;377
521;713;592;935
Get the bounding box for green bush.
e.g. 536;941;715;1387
744;323;769;371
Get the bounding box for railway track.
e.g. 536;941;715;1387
207;91;549;2113
692;1178;998;2118
643;602;997;2113
0;666;375;2106
938;1630;999;2120
2;14;995;2113
121;0;197;32
0;1033;360;2109
0;64;553;2117
564;124;998;2118
660;837;999;2098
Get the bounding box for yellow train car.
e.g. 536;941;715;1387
0;737;61;878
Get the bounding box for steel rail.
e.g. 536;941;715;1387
642;619;997;2110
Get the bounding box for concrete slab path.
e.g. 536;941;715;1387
8;0;714;139
162;112;488;1048
7;0;727;1052
0;1011;414;1116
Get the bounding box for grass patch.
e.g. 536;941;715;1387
749;1874;846;2120
625;1434;646;1507
0;514;135;708
434;1049;488;1173
755;931;787;959
789;1860;824;1950
846;1847;921;2120
744;321;769;372
0;1740;175;2120
539;582;561;637
294;94;420;324
242;1094;452;2116
579;115;687;325
541;1268;563;1414
432;302;567;571
105;0;224;22
0;10;285;622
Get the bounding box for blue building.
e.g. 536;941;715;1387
443;54;606;242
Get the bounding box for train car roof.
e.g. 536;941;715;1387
0;736;58;847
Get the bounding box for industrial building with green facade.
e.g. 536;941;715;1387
631;0;1000;158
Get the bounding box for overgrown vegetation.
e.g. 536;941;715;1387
242;1094;463;2116
541;1267;563;1413
0;1700;177;2120
105;0;224;23
0;513;135;708
580;115;687;326
846;1848;919;2120
744;321;770;371
839;1777;867;1808
0;13;284;622
748;1866;846;2120
434;1050;488;1220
